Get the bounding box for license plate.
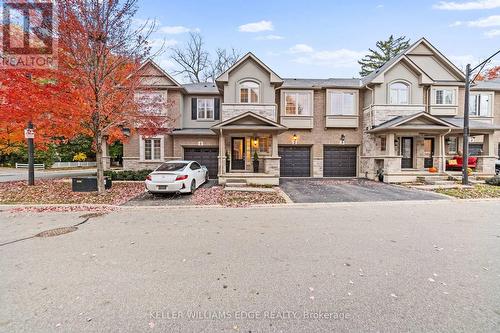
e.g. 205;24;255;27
157;185;167;190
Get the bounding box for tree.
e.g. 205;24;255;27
358;35;410;77
56;0;173;193
476;66;500;81
170;33;241;83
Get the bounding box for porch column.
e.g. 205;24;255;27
219;129;226;175
475;132;497;174
439;134;445;173
483;133;495;156
386;133;396;156
272;133;279;157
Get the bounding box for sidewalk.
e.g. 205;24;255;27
0;167;96;182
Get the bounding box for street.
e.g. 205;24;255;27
0;200;499;332
0;168;96;183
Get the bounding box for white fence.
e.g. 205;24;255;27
15;163;45;169
51;161;97;168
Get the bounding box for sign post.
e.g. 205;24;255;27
25;122;35;186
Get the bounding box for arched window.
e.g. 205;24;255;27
389;82;409;105
239;81;259;103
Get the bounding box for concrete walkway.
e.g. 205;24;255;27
0;167;96;182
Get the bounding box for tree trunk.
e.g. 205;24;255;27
95;133;105;194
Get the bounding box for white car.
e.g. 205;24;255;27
145;160;209;194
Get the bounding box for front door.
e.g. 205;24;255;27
231;137;245;170
424;138;434;168
401;137;414;169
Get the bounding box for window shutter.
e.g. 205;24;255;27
214;98;220;120
191;98;197;120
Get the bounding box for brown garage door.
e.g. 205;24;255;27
184;147;219;178
279;146;311;177
323;146;357;177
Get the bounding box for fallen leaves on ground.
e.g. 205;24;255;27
0;180;145;205
8;206;116;214
191;186;286;207
434;184;500;199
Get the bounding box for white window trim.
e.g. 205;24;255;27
470;91;494;118
239;80;260;104
326;89;359;116
281;90;314;117
139;135;164;162
431;86;458;106
387;81;410;105
197;98;215;121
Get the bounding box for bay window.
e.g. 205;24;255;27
284;91;312;116
328;91;356;115
389;82;409;105
197;98;214;120
469;93;492;117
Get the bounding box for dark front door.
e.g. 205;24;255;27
323;146;357;177
424;138;434;168
231;137;245;170
401;137;414;169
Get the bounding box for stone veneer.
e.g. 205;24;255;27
263;156;280;176
221;104;276;122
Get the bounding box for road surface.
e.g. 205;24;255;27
0;168;96;182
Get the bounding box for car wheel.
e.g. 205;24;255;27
190;180;196;193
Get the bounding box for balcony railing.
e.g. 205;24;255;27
221;103;277;122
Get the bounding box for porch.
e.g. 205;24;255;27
211;111;287;186
364;112;498;183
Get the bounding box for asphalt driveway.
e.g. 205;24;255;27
280;178;445;203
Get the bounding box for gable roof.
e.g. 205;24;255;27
137;59;183;88
211;111;287;131
215;52;283;84
182;82;220;94
362;38;465;86
368;112;458;132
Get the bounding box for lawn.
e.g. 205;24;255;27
0;180;145;205
434;184;500;199
191;187;286;207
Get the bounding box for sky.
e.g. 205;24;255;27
135;0;500;82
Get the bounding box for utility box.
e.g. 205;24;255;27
72;177;112;192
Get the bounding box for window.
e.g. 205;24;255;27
435;89;455;105
389;82;409;104
197;98;214;120
258;137;270;153
446;136;458;154
284;91;312;116
380;136;386;152
240;81;259;103
156;162;187;172
328;91;356;115
143;138;162;161
190;162;201;170
469;93;492;117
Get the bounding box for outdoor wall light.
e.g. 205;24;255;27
292;134;298;144
253;137;259;147
340;134;346;144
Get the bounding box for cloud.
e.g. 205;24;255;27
448;54;500;68
238;20;273;32
484;29;500;37
148;38;178;48
449;15;500;27
255;34;284;40
433;0;500;10
158;26;200;34
292;48;365;68
289;44;314;53
376;4;384;8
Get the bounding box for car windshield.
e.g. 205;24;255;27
156;163;188;172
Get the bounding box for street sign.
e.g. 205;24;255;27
24;128;35;139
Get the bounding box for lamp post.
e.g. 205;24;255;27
462;49;500;185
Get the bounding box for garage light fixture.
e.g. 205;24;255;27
252;137;259;147
292;134;298;144
340;134;345;144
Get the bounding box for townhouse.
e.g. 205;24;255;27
111;38;500;185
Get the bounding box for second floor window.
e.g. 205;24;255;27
435;88;455;105
240;81;259;103
284;92;312;116
329;91;356;115
197;98;214;120
389;82;409;105
469;93;491;117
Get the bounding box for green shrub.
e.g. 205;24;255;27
104;169;152;181
485;176;500;186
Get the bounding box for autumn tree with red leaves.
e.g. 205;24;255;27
56;0;173;193
476;66;500;81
